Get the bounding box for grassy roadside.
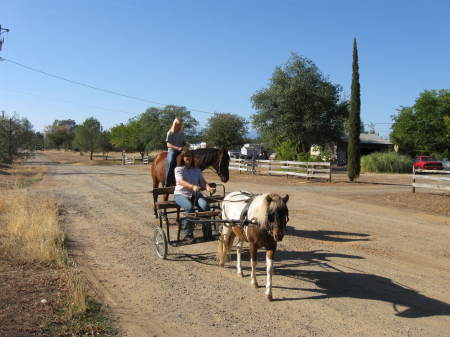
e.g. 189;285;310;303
0;160;118;336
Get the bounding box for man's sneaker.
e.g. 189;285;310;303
183;233;196;244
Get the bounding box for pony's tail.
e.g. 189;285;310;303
218;227;235;267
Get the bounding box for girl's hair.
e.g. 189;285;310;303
170;118;183;133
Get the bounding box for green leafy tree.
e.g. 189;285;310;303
0;113;38;163
110;105;199;157
203;113;248;149
348;38;361;181
73;118;102;160
44;119;76;149
391;89;450;157
110;123;134;152
99;131;113;160
251;53;347;154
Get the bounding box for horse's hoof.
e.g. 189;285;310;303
251;281;259;288
266;293;273;301
237;271;244;277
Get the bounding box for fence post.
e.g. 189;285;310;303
269;160;271;176
328;163;332;182
306;161;309;180
412;166;415;193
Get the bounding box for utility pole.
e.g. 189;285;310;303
0;25;10;52
8;117;12;163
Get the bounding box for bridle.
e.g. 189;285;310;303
266;208;289;238
215;150;228;181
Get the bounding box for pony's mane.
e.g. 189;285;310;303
247;193;286;226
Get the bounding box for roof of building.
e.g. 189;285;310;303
341;133;392;145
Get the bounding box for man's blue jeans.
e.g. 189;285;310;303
174;193;210;235
165;150;180;187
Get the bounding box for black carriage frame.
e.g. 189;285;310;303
152;185;226;259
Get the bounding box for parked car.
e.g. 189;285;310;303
413;156;443;170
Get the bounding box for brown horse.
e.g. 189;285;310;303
218;191;289;301
151;148;230;189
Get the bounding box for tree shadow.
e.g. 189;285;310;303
47;171;147;176
287;226;370;242
342;180;410;187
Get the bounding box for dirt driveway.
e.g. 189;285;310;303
31;153;450;337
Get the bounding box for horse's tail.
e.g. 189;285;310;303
218;225;235;267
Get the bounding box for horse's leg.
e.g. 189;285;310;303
249;242;258;288
236;239;244;277
218;225;231;267
265;249;274;301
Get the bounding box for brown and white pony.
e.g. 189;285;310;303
218;191;289;301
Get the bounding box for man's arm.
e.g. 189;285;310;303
199;172;215;193
167;142;182;151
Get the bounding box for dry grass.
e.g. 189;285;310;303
13;165;48;188
0;163;47;189
0;192;87;318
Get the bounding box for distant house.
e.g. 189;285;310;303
241;143;263;159
311;133;392;165
190;142;207;150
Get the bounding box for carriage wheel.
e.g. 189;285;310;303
154;227;168;259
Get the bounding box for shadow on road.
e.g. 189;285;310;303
172;247;450;318
47;171;147;176
275;266;450;318
287;226;370;242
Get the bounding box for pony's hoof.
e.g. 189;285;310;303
218;262;225;267
266;293;273;301
251;281;259;288
237;271;244;277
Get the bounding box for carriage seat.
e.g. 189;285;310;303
155;200;180;210
185;210;221;218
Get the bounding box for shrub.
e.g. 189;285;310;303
274;139;297;161
361;152;412;173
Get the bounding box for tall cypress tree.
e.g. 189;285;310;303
347;38;361;181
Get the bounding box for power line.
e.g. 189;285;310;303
0;56;216;115
0;87;137;116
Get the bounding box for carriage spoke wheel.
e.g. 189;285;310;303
154;227;168;259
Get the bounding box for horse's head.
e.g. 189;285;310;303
265;193;289;241
214;148;230;183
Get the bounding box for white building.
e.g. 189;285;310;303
190;142;207;150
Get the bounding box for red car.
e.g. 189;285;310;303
413;156;443;170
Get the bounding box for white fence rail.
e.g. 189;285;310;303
412;168;450;192
229;158;331;181
124;156;135;165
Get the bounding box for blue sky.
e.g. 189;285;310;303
1;0;449;137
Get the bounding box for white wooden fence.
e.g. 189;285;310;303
143;156;150;164
124;156;135;165
412;168;450;192
229;158;331;182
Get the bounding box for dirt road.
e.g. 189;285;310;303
32;153;450;337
